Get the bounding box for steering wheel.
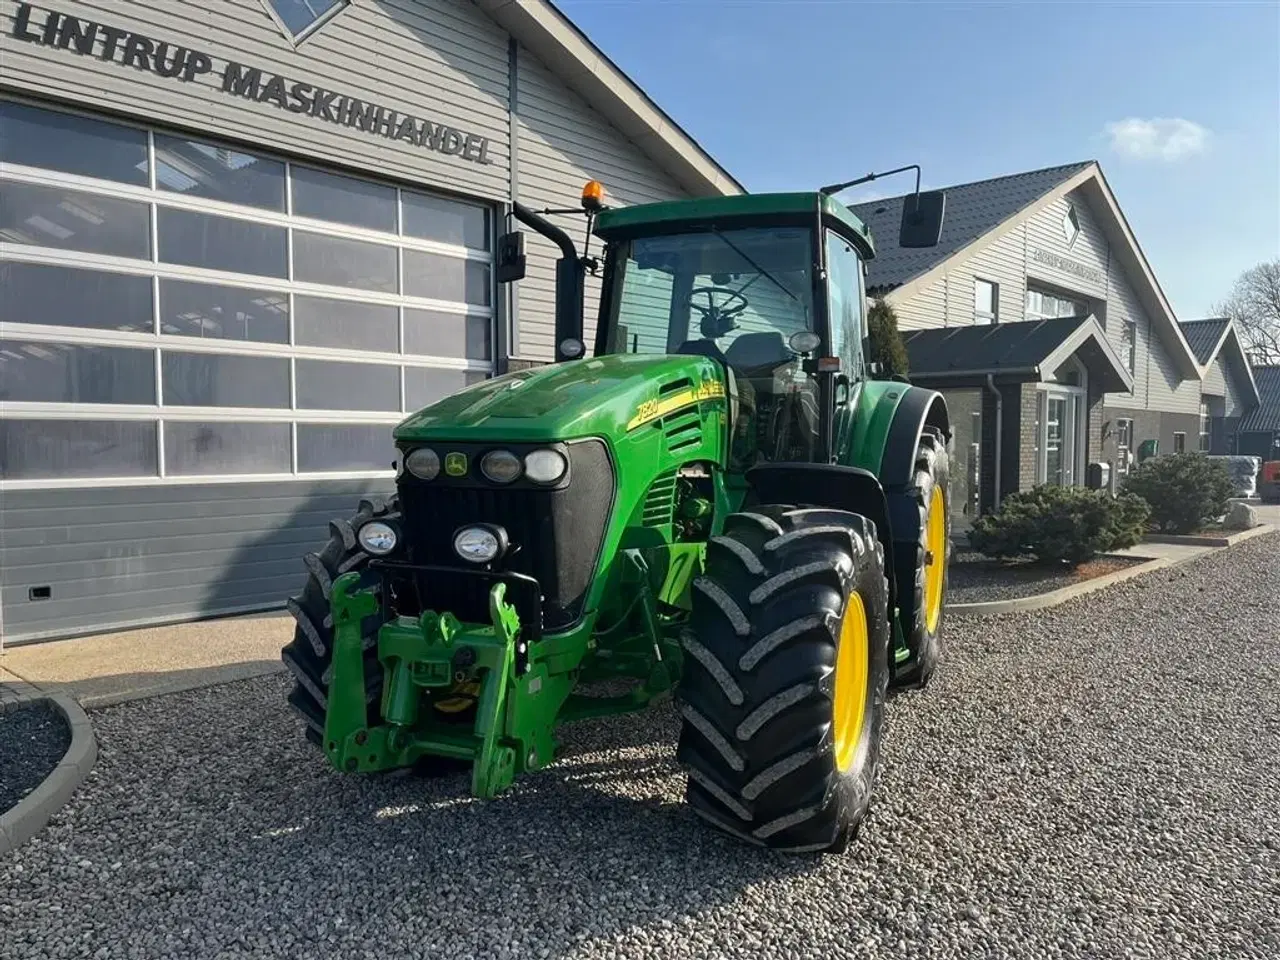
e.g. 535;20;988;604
688;286;749;338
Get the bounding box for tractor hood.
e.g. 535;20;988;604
395;353;727;443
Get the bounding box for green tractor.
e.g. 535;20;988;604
282;170;953;853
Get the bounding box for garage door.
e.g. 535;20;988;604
0;97;493;488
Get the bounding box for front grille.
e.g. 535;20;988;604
395;439;614;632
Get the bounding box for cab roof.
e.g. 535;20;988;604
593;192;877;258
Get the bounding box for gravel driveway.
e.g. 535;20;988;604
2;534;1278;960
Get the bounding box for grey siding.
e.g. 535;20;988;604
886;183;1200;418
1203;353;1251;418
513;45;689;359
0;480;395;643
0;0;513;197
1;2;711;644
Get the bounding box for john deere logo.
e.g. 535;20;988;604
444;452;468;477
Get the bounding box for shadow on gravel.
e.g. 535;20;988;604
43;675;823;959
243;703;819;957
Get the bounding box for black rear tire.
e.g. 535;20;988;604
890;425;951;690
676;504;890;853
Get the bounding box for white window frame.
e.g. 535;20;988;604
1121;319;1137;374
1115;417;1134;475
0;97;496;490
258;0;351;46
1173;432;1187;454
974;277;998;325
1035;376;1087;487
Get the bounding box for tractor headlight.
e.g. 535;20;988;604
405;447;440;480
480;449;522;484
357;520;398;556
524;448;567;484
453;525;507;564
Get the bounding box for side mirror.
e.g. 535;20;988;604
495;230;526;283
898;190;946;248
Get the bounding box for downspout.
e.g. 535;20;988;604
984;374;1003;507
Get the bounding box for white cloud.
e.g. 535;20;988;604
1103;117;1211;162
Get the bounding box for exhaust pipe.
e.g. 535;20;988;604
512;201;585;363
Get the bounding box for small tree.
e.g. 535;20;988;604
1121;453;1237;534
1213;260;1280;364
967;485;1150;568
867;299;909;379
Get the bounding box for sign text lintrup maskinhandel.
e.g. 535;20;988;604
9;2;494;165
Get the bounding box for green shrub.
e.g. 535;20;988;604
866;300;909;379
1120;453;1236;534
967;484;1150;567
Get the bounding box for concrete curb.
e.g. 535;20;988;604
0;689;97;857
1141;523;1275;549
949;555;1175;617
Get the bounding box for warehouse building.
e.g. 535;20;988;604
850;162;1213;523
0;0;742;644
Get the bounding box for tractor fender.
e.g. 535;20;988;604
743;463;899;627
874;385;951;489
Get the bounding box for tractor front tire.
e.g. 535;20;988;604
676;505;890;854
892;425;951;690
280;496;397;745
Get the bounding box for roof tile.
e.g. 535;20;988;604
1240;366;1280;433
1178;318;1230;365
849;162;1093;292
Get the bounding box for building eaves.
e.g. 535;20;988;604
474;0;745;198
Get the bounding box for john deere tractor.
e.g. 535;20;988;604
282;170;953;853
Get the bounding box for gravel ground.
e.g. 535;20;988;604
949;549;1149;603
0;700;71;815
2;533;1278;960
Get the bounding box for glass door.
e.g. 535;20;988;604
1040;388;1081;487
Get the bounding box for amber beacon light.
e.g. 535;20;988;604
581;179;606;212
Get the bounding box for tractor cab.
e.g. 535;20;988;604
585;187;945;468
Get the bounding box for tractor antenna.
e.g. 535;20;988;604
820;164;922;199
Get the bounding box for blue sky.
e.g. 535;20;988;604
557;0;1280;319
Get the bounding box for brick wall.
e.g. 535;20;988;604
1018;383;1040;491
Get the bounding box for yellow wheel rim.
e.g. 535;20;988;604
923;486;947;634
833;592;869;773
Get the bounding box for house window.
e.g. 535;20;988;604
1116;418;1133;475
1121;319;1137;373
1173;432;1186;454
1026;287;1086;321
974;278;998;325
1199;402;1211;452
262;0;348;41
1062;204;1081;248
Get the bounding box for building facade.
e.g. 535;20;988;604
0;0;742;644
851;162;1209;523
1178;318;1260;455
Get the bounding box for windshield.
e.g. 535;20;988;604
603;227;815;363
602;226;822;466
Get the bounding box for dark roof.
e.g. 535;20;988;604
900;315;1131;393
849;162;1093;292
1240;366;1280;433
1179;318;1230;364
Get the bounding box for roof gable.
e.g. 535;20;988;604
853;162;1201;380
476;0;743;198
1240;366;1280;433
1179;318;1230;365
1180;318;1261;406
849;162;1091;293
